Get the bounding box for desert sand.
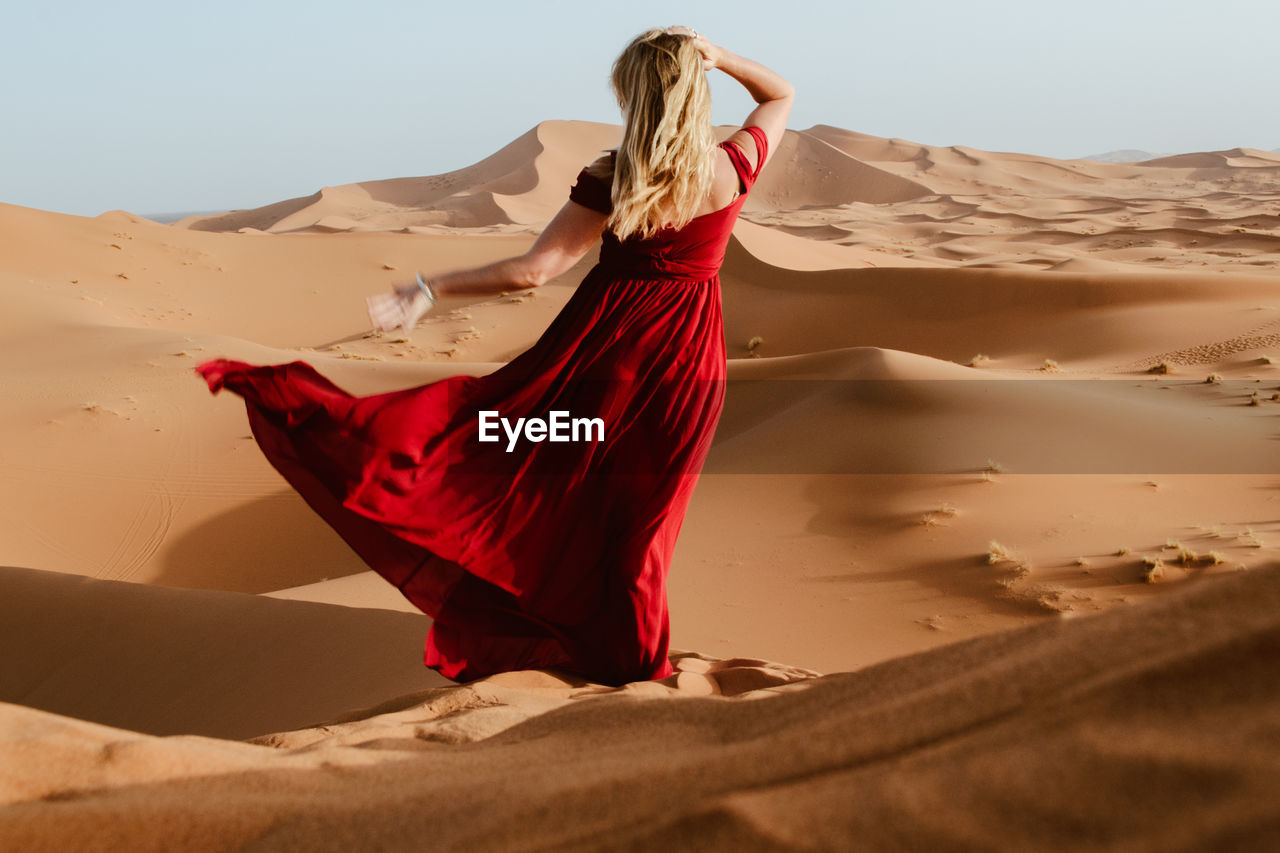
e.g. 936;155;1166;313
1;120;1278;848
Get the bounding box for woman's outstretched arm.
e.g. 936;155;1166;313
367;198;607;333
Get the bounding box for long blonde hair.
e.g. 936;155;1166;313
607;29;716;242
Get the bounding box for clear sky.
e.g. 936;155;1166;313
3;0;1278;218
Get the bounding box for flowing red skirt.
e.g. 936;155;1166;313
195;266;726;685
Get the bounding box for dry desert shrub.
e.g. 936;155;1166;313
969;353;990;367
999;581;1070;613
1147;361;1174;375
1239;527;1264;548
920;503;959;526
988;540;1015;565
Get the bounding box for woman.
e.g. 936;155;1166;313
196;27;793;686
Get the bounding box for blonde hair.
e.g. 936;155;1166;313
607;29;716;242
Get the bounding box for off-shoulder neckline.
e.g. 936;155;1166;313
592;139;754;234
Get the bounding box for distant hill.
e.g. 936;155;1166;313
141;210;224;224
1079;149;1173;163
1084;147;1280;163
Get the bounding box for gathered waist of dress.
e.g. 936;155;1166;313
595;249;724;283
596;265;720;283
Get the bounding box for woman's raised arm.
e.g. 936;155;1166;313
667;27;794;174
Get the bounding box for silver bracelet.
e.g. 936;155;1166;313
415;271;437;305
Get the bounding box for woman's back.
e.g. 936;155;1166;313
568;125;770;282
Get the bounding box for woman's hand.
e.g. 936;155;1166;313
366;280;433;333
664;25;721;70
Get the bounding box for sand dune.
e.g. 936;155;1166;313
712;344;1280;476
2;565;1276;850
788;125;1280;276
177;121;622;234
167;119;1280;276
0;565;444;739
3;117;1279;847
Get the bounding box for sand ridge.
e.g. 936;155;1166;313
2;565;1276;850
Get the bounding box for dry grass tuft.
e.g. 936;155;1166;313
1141;555;1166;583
1205;373;1223;384
920;503;959;526
1147;361;1174;375
986;541;1033;599
995;565;1031;586
988;540;1015;565
1239;527;1264;548
1039;358;1060;372
968;354;990;367
1115;546;1130;556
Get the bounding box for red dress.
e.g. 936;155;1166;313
195;126;769;686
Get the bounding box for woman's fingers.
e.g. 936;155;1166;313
367;287;432;333
367;293;406;332
663;26;716;69
366;295;390;330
